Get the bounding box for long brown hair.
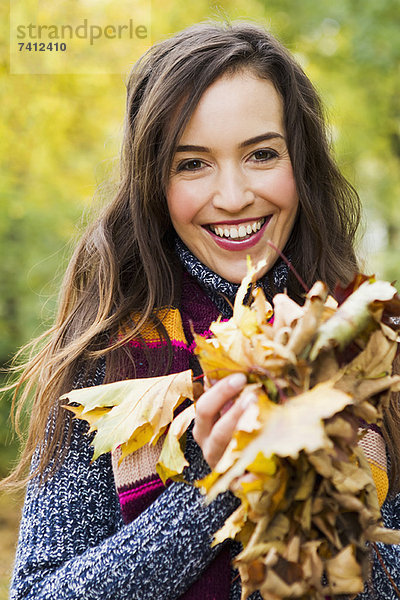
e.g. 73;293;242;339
5;21;397;492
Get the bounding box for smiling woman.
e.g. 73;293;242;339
5;19;400;600
167;74;298;282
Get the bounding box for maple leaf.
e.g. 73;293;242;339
62;370;193;460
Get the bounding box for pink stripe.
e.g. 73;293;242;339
187;340;197;353
187;329;215;352
126;331;220;350
126;339;191;349
121;321;239;352
171;340;189;349
119;478;163;497
119;481;164;505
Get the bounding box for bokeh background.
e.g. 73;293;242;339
1;0;399;596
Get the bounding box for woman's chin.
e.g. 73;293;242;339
206;259;272;284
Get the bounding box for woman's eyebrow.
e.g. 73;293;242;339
175;132;285;154
239;132;285;148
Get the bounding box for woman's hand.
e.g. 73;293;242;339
193;373;256;470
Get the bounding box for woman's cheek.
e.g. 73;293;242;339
167;182;203;225
262;169;298;211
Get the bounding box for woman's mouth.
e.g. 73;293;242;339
204;216;271;251
208;217;267;241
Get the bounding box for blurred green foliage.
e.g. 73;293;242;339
1;0;399;476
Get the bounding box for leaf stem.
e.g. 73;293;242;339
267;240;309;293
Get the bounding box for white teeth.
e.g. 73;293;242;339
210;218;266;240
230;227;238;239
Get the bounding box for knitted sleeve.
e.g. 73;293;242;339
10;417;240;600
10;386;240;599
354;492;400;599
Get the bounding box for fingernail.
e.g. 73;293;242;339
228;373;247;389
240;392;257;410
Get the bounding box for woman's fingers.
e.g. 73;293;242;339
193;372;259;470
200;390;257;469
193;373;247;443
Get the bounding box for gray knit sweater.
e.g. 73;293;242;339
9;249;400;599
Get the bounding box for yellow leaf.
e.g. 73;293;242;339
206;381;353;500
61;370;193;460
233;256;268;323
251;287;273;325
239;476;264;495
119;423;166;460
64;404;110;432
156;404;195;484
195;470;220;494
237;305;259;337
247;451;277;476
211;504;248;547
194;333;244;381
209;317;255;366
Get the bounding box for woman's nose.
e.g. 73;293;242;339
211;167;254;213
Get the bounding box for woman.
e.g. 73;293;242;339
6;21;400;600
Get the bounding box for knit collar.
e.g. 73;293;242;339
174;237;288;318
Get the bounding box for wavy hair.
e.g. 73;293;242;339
6;21;390;491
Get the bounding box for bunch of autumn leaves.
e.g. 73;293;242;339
64;261;400;599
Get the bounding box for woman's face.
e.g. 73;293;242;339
166;71;299;283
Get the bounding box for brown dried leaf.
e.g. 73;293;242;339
287;281;328;356
345;328;397;378
364;526;400;544
325;545;364;595
310;280;397;360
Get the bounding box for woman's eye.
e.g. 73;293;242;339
177;159;204;172
252;149;278;161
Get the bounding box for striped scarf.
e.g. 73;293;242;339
112;269;233;600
